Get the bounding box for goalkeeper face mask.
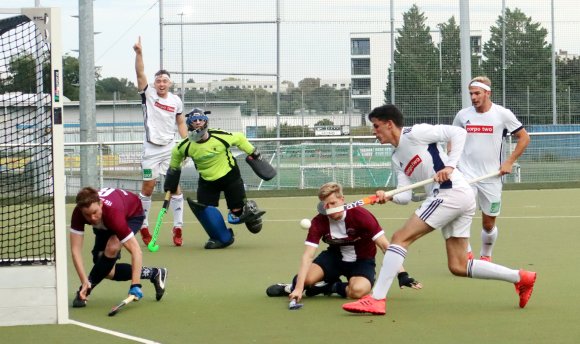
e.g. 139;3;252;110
186;108;209;142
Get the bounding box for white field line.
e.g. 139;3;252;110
69;320;160;344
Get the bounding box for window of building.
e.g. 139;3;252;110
351;38;370;55
470;35;482;54
351;78;371;95
352;58;370;75
353;98;371;114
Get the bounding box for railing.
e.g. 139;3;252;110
59;132;580;196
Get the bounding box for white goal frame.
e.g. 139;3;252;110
0;7;68;326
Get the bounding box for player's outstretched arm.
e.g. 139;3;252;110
133;36;147;91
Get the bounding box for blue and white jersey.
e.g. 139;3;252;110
391;123;470;204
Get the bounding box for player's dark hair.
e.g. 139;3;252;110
368;104;404;127
154;69;171;78
76;187;100;208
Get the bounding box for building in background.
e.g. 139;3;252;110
349;31;482;114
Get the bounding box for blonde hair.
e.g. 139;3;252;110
318;182;343;201
470;76;491;87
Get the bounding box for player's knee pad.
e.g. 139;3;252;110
187;198;233;245
245;216;263;234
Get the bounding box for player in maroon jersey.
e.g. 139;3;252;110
69;187;167;308
266;182;421;302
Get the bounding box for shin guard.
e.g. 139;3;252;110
187;198;234;245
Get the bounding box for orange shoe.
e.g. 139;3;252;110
140;227;152;246
514;270;537;308
172;227;183;246
480;255;492;262
342;294;386;315
467;251;474;260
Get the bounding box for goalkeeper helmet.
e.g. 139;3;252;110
186;108;210;142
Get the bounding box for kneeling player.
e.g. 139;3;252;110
266;182;422;301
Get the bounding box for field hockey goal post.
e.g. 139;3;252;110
0;7;67;326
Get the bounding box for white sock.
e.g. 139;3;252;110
171;194;184;228
480;226;498;257
139;193;151;228
467;259;519;283
372;244;406;300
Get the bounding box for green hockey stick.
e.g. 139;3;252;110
147;191;171;252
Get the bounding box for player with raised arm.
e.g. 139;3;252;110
133;36;188;247
453;76;530;261
163;108;268;249
342;104;536;315
70;187;167;308
266;182;421;303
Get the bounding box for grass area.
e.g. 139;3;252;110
3;188;580;343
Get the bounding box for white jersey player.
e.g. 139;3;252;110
133;36;188;247
452;76;530;261
341;104;536;316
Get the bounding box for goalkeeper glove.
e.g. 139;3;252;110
248;149;261;160
129;284;143;300
164;167;181;193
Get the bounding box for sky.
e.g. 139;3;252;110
5;1;580;85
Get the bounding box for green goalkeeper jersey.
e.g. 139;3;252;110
169;129;255;181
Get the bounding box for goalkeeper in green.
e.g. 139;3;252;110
163;108;266;249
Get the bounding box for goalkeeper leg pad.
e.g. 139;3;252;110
187;198;234;246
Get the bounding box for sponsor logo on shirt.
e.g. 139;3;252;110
154;101;176;112
466;124;494;133
404;155;422;176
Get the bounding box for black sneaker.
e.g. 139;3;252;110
152;268;168;301
266;283;291;297
72;291;87;308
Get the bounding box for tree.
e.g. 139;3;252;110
96;77;139;100
482;8;552;122
385;4;440;123
63;54;80;100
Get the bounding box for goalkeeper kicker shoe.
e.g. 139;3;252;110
514;269;537;308
342;294;386;315
266;283;292;297
152;268;168;301
140;227;152;246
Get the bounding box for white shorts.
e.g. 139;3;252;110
414;186;476;240
141;141;174;181
471;180;502;216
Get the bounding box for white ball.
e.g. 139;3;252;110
299;218;311;230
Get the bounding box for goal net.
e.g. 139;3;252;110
0;7;67;326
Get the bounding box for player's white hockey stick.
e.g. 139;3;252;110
320;171;501;215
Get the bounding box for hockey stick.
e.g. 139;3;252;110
320;171;501;215
148;191;171;252
108;295;137;316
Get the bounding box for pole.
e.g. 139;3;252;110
112;91;117;141
459;0;472;108
551;0;557;124
502;0;506;107
179;12;185;101
79;0;98;187
390;0;395;104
